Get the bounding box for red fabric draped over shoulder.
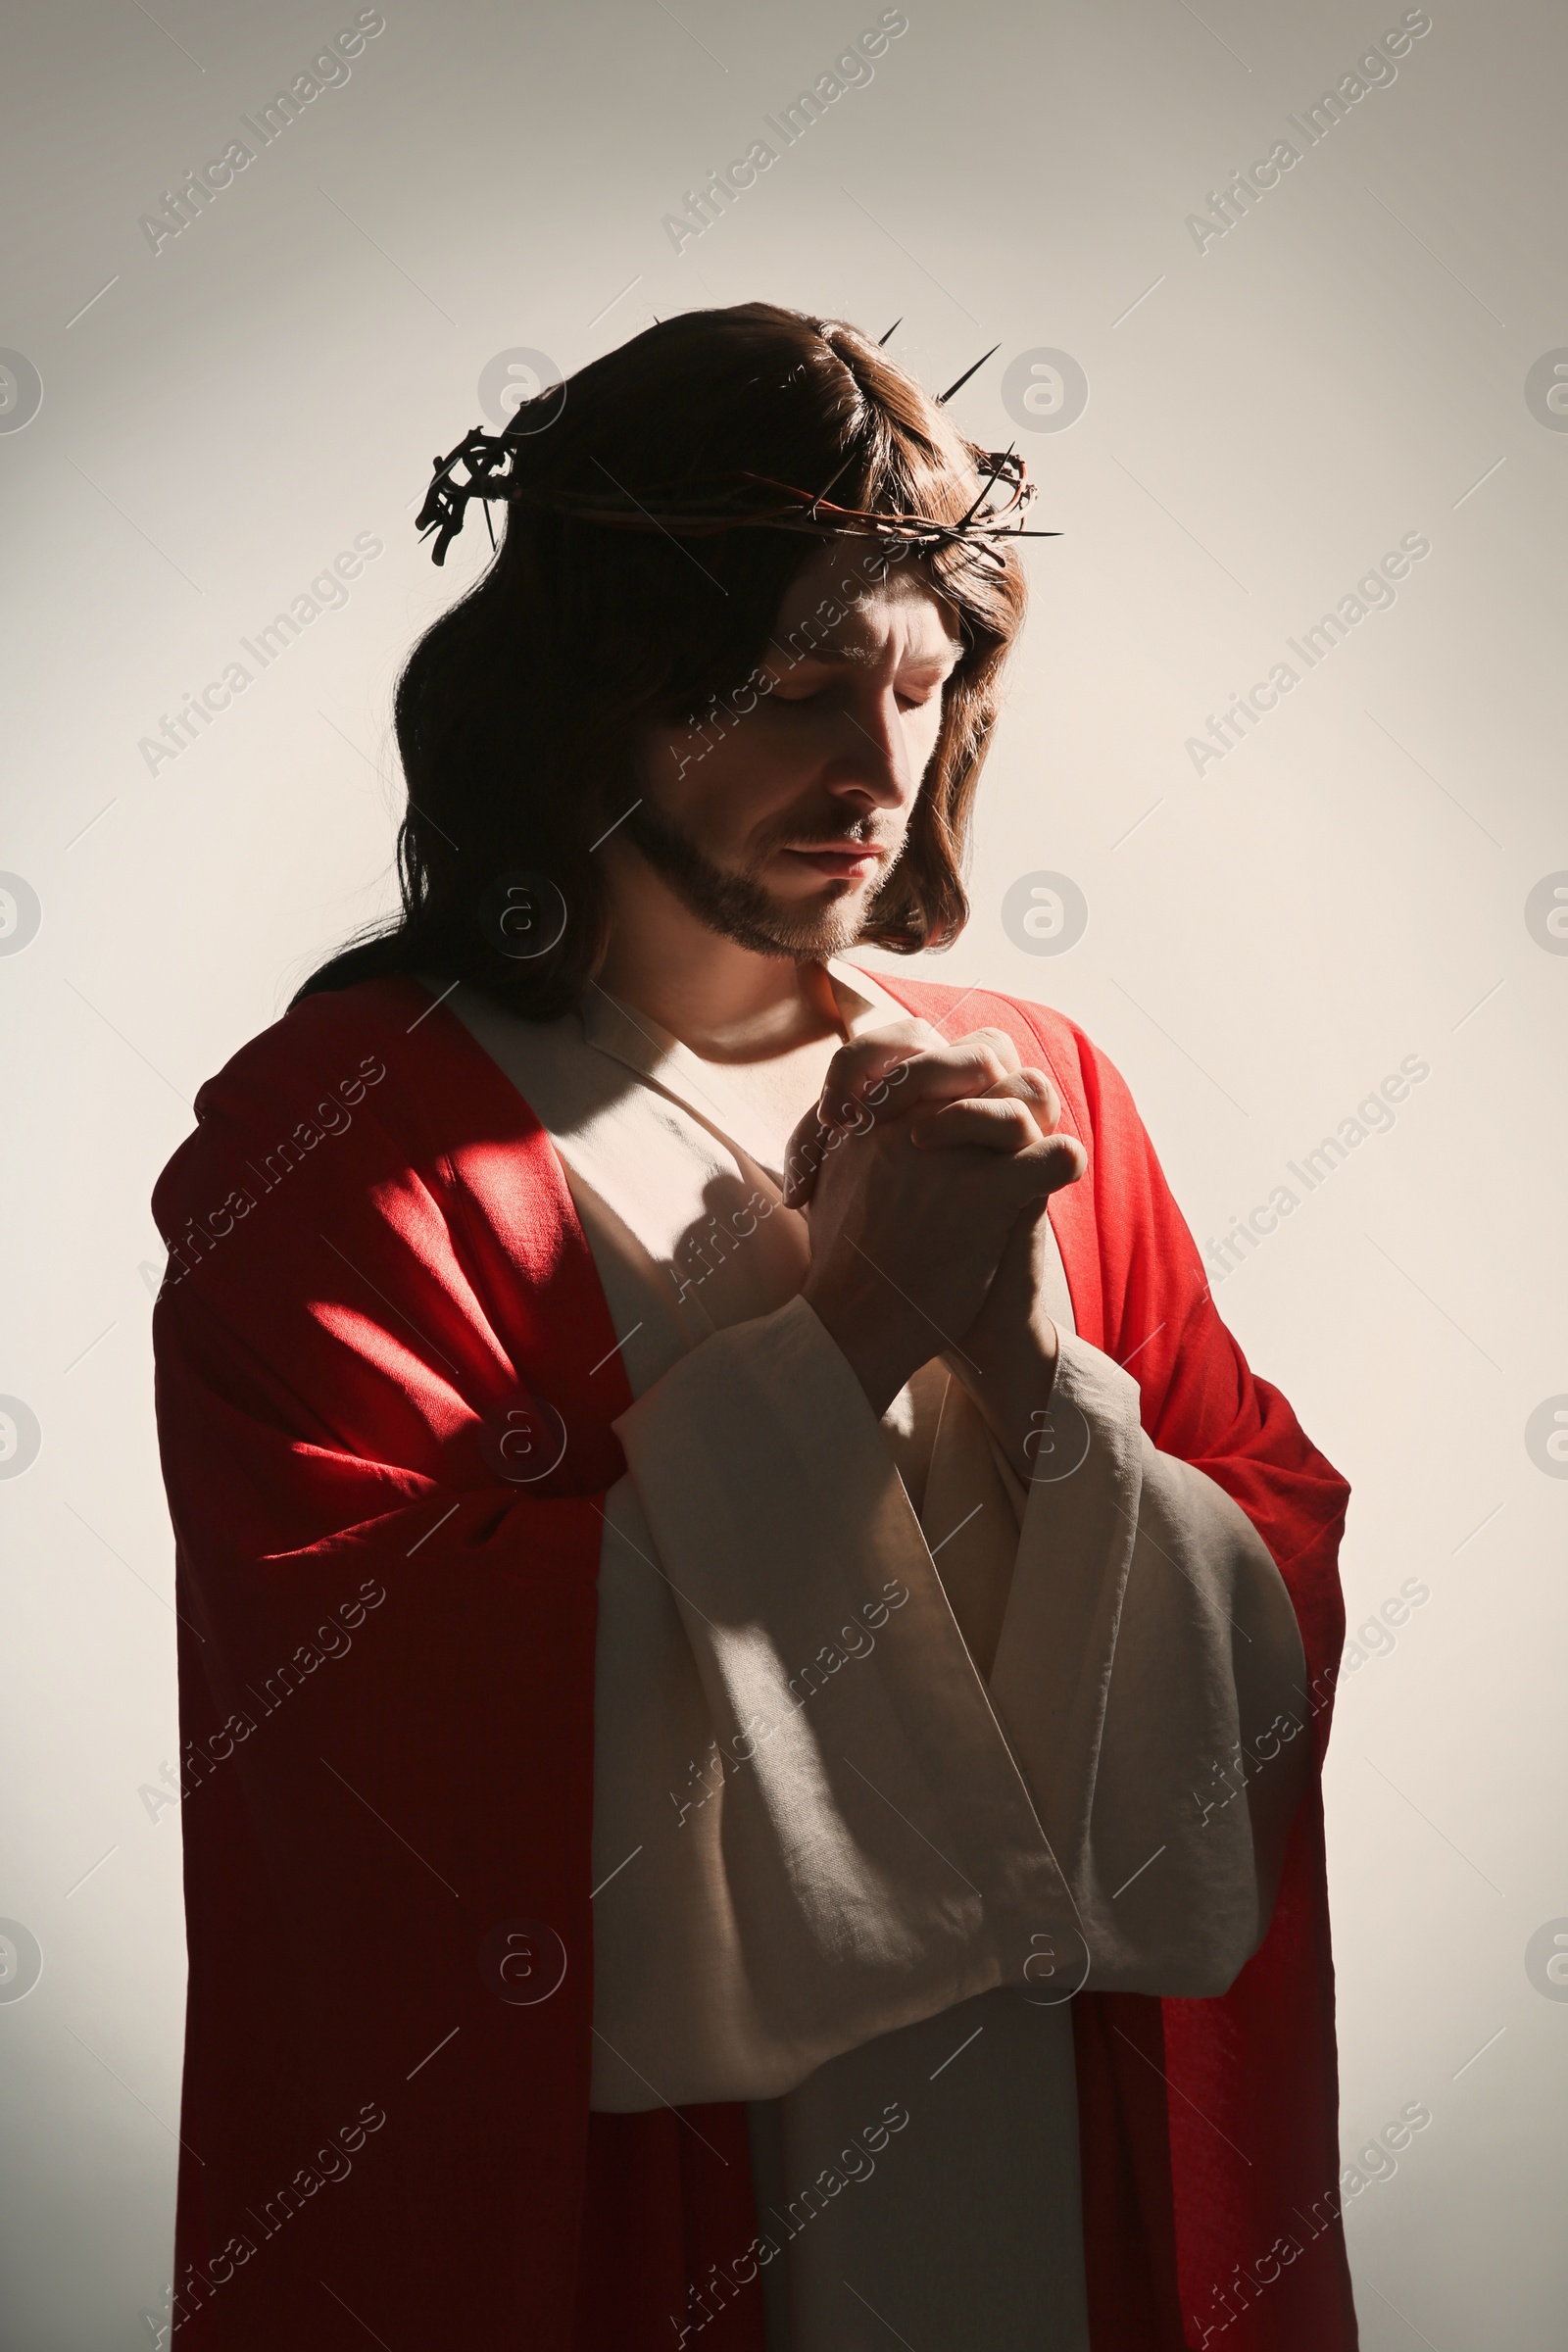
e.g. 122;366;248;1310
150;974;764;2348
870;969;1358;2352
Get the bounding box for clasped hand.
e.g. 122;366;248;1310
785;1021;1088;1470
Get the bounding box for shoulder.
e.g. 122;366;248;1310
149;975;457;1246
191;974;427;1107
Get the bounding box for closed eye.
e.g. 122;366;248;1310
895;672;954;710
765;664;956;710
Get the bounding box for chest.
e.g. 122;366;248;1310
690;1030;847;1167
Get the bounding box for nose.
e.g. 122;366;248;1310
819;679;918;816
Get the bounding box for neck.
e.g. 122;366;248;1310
595;851;848;1063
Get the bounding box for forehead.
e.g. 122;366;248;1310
769;537;960;660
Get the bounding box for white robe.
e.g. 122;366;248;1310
444;960;1307;2352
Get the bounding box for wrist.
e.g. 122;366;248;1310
944;1317;1059;1483
799;1281;921;1420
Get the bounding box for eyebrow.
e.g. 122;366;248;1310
769;638;960;671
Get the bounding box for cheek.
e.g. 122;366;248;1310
669;733;800;852
643;717;711;792
689;711;818;811
648;701;795;793
902;701;948;781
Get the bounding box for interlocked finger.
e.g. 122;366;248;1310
906;1095;1047;1154
908;1063;1062;1147
816;1025;1029;1131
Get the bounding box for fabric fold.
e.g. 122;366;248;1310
595;1293;1079;2107
989;1332;1309;1997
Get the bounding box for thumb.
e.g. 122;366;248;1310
1009;1133;1088;1202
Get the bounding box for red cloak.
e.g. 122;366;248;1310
149;970;1355;2349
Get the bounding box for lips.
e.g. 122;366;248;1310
781;842;887;880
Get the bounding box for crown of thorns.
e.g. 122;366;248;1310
414;334;1061;570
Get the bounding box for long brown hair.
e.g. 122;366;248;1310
292;301;1030;1015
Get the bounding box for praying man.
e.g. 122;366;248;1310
151;302;1354;2352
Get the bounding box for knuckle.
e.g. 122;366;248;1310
972;1025;1019;1064
820;1042;874;1120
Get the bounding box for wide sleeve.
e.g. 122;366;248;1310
149;1006;621;2350
593;1283;1306;2120
589;1293;1084;2108
986;1330;1310;1998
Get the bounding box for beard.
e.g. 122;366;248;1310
620;797;906;960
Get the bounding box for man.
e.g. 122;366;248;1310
151;304;1353;2349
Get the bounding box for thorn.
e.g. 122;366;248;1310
934;342;1001;406
957;445;1010;529
807;450;858;518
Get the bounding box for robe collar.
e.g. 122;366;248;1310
572;956;930;1183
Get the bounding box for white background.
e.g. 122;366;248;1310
1;0;1564;2343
